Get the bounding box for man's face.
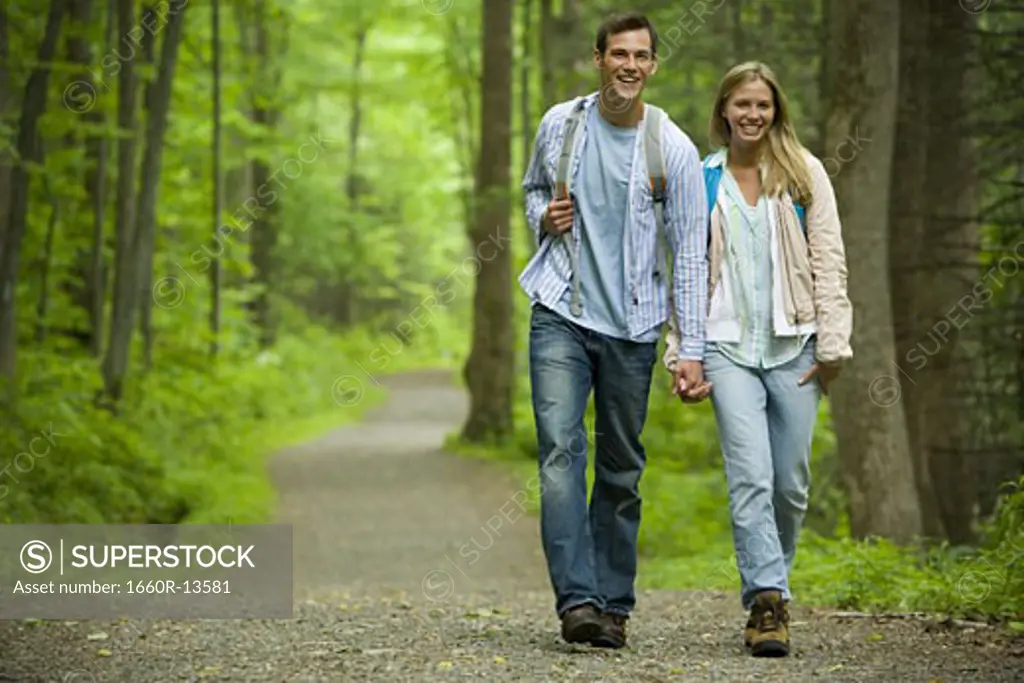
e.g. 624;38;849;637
595;28;657;106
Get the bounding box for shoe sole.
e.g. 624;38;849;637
751;639;790;657
562;620;602;644
590;634;625;649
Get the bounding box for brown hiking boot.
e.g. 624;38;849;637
591;612;628;649
746;590;790;657
560;604;602;644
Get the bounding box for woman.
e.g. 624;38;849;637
664;61;853;657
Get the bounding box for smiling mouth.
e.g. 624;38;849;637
739;123;763;135
616;75;640;85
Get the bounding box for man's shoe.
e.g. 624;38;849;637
590;612;627;649
560;604;602;644
747;590;790;657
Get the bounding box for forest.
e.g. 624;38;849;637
1;0;1022;636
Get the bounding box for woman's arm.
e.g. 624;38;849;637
805;153;854;364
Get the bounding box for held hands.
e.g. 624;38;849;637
672;360;712;404
797;362;842;395
543;197;574;237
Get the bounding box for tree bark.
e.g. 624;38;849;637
461;0;515;443
824;0;923;543
917;0;982;545
888;0;945;541
539;0;555;108
86;0;116;357
0;0;69;378
520;0;535;256
36;142;59;344
58;0;94;347
248;0;280;348
136;1;187;370
100;0;140;403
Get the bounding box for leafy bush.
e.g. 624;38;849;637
449;360;1024;627
0;322;460;526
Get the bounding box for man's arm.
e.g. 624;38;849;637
663;126;709;362
523;109;556;248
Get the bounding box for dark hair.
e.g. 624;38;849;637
595;12;658;57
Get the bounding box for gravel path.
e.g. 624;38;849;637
1;369;1020;682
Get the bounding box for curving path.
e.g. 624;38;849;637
0;369;1020;681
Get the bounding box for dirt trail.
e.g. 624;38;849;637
1;369;1020;682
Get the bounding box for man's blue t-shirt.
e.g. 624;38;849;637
553;107;656;342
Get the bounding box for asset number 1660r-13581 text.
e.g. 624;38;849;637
125;580;230;594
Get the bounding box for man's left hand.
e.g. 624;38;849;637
673;360;712;404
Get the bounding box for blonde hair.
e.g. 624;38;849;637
709;61;813;207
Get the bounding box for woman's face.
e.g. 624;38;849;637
722;78;775;146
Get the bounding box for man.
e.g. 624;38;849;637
519;11;709;649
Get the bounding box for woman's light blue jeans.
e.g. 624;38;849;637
703;340;821;610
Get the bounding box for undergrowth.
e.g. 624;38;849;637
446;351;1024;630
0;320;462;526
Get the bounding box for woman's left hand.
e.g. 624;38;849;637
798;362;842;395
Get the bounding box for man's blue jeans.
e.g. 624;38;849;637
702;340;821;610
528;304;657;617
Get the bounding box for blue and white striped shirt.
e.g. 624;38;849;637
518;92;709;360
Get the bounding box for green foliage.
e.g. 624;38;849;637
449;368;1023;627
0;321;475;526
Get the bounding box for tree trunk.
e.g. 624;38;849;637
917;0;982;545
461;0;515;443
136;1;187;370
59;0;94;347
136;3;158;367
731;0;744;63
539;0;555;108
520;0;535;256
0;0;69;378
816;0;832;159
888;0;945;541
824;0;923;543
86;0;116;357
333;22;369;332
248;0;279;348
555;0;583;101
100;0;140;403
36;145;59;344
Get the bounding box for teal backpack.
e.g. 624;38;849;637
701;155;807;232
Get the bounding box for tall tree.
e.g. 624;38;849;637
0;0;69;378
136;2;188;369
462;0;515;442
520;0;536;255
247;0;284;348
85;0;116;356
889;0;945;540
917;0;982;545
100;0;140;402
824;0;924;542
539;0;556;108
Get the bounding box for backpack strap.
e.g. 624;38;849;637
644;104;669;286
556;98;586;317
703;156;723;226
702;152;807;235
